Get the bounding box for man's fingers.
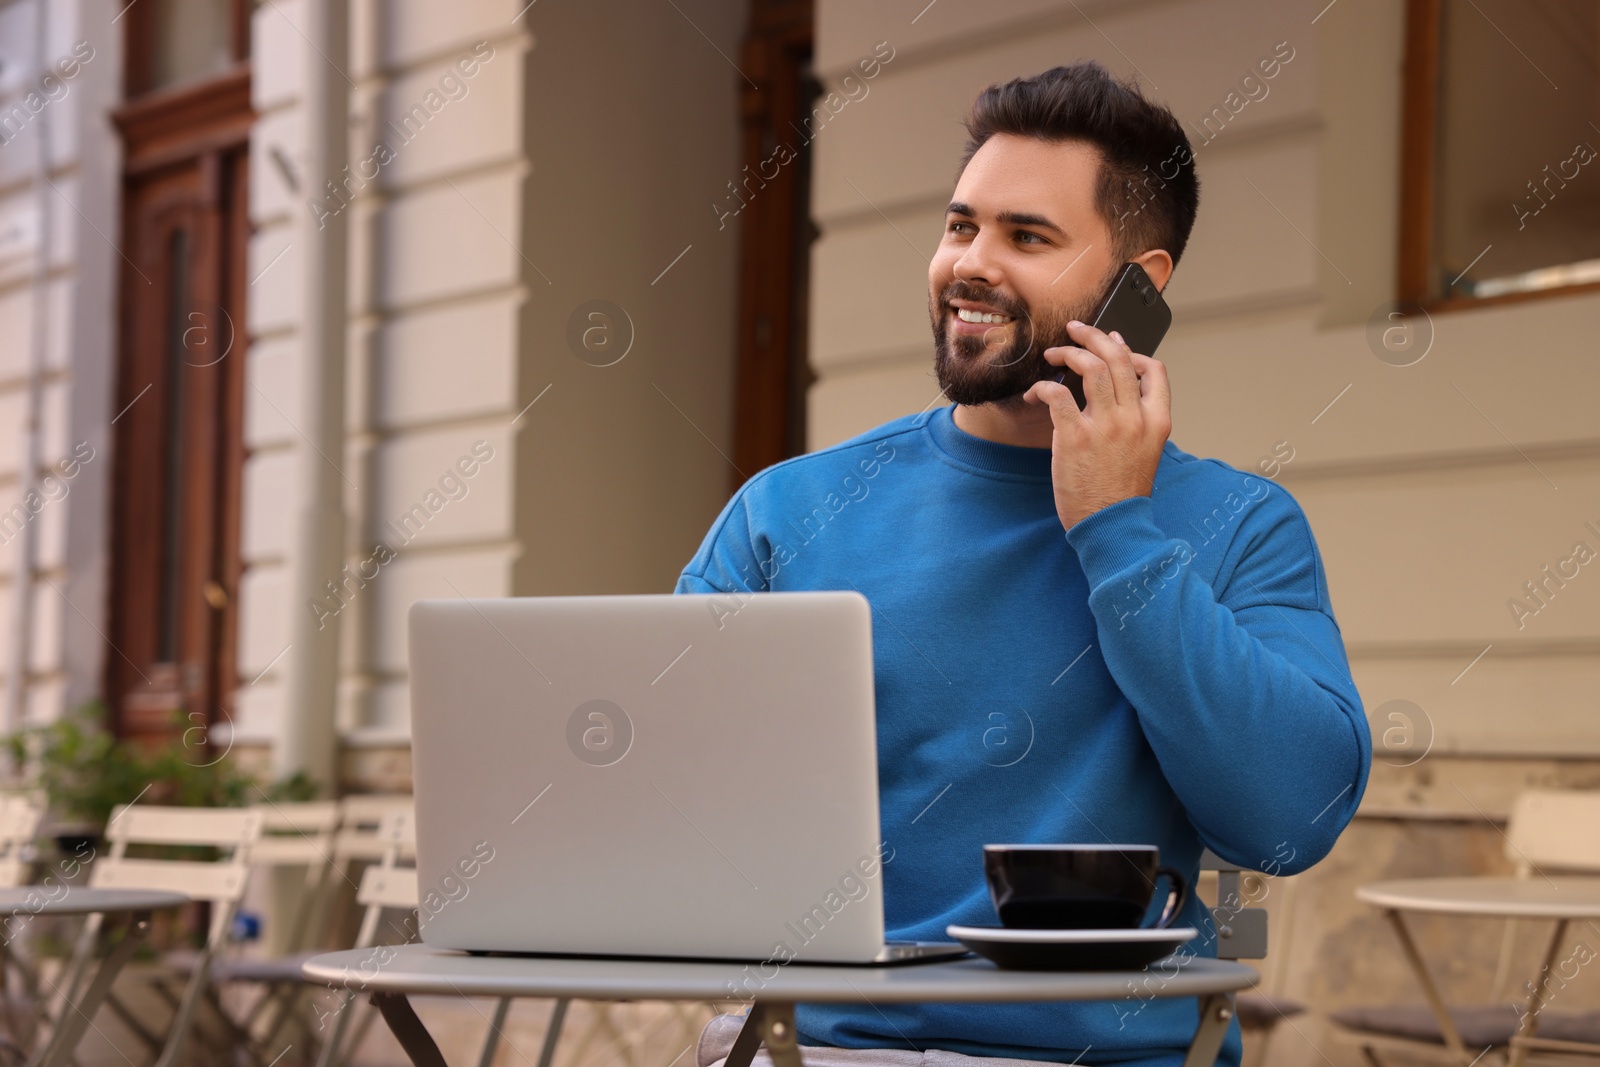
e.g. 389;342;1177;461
1068;321;1139;406
1023;379;1084;421
1131;353;1170;408
1060;343;1117;412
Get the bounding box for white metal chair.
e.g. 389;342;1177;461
1201;850;1306;1067
156;799;343;1065
0;794;44;890
55;804;263;1067
0;793;48;1056
311;808;419;1067
313;809;553;1067
1331;789;1600;1066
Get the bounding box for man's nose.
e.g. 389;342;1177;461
951;232;1005;288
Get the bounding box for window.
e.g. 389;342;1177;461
1399;0;1600;307
125;0;247;97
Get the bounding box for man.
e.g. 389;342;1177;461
676;61;1370;1067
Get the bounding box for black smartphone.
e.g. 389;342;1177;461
1053;262;1171;383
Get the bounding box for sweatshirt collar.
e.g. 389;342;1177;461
921;403;1055;481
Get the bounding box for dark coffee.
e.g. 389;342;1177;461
983;844;1187;930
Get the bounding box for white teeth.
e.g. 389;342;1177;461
956;307;1012;324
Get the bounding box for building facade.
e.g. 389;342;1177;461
1;0;1598;1063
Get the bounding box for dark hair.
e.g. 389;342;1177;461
957;61;1200;271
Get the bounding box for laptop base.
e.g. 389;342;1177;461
464;941;971;967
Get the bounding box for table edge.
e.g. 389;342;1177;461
0;888;192;916
1357;878;1600;918
300;949;1259;1003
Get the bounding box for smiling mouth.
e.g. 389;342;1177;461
948;308;1017;341
954;307;1014;324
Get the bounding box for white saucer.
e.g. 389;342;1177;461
945;925;1198;970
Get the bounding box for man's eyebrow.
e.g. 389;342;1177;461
945;201;1067;238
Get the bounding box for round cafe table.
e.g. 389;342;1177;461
0;887;191;1067
303;943;1257;1067
1355;876;1600;1067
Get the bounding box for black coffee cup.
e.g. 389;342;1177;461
983;844;1187;930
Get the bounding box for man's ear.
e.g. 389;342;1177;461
1132;248;1174;292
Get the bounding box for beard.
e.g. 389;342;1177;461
930;269;1118;412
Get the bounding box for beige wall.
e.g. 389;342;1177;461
236;0;544;748
238;0;747;754
808;0;1600;1061
0;0;122;731
807;0;1600;760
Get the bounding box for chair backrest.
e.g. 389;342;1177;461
333;794;415;864
1201;849;1269;960
316;797;415;952
1505;791;1600;874
352;810;417;949
1478;791;1600;1001
91;805;264;945
249;800;341;866
248;799;342;949
0;793;46;888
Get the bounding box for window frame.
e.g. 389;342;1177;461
1397;0;1600;311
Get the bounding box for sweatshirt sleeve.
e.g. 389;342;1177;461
1063;488;1371;874
673;484;768;595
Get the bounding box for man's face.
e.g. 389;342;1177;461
928;134;1122;411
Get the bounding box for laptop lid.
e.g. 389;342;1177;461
407;591;890;963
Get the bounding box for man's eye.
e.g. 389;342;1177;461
947;221;972;234
1016;231;1046;244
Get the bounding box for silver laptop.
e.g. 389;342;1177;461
407;591;966;965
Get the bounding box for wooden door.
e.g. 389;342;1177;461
107;70;251;748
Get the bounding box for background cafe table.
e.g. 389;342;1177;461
303;943;1258;1067
0;886;190;1067
1357;876;1600;1067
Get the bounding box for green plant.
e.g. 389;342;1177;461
3;701;320;831
4;701;145;828
258;769;320;803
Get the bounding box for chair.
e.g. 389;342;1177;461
311;808;416;1067
311;809;552;1067
319;794;413;952
1201;850;1307;1067
156;799;343;1065
0;793;48;1056
0;794;45;889
54;804;263;1067
1330;789;1600;1066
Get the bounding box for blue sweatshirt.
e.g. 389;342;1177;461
674;404;1371;1066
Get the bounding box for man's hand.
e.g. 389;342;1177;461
1021;320;1171;532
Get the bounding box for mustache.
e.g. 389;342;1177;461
940;283;1025;318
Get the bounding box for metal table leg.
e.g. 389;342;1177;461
724;1002;805;1067
28;911;152;1067
1181;991;1235;1067
371;992;450;1067
535;997;570;1067
1384;909;1475;1066
1506;918;1570;1067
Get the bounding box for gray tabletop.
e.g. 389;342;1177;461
1357;876;1600;918
303;944;1257;1002
0;887;190;917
